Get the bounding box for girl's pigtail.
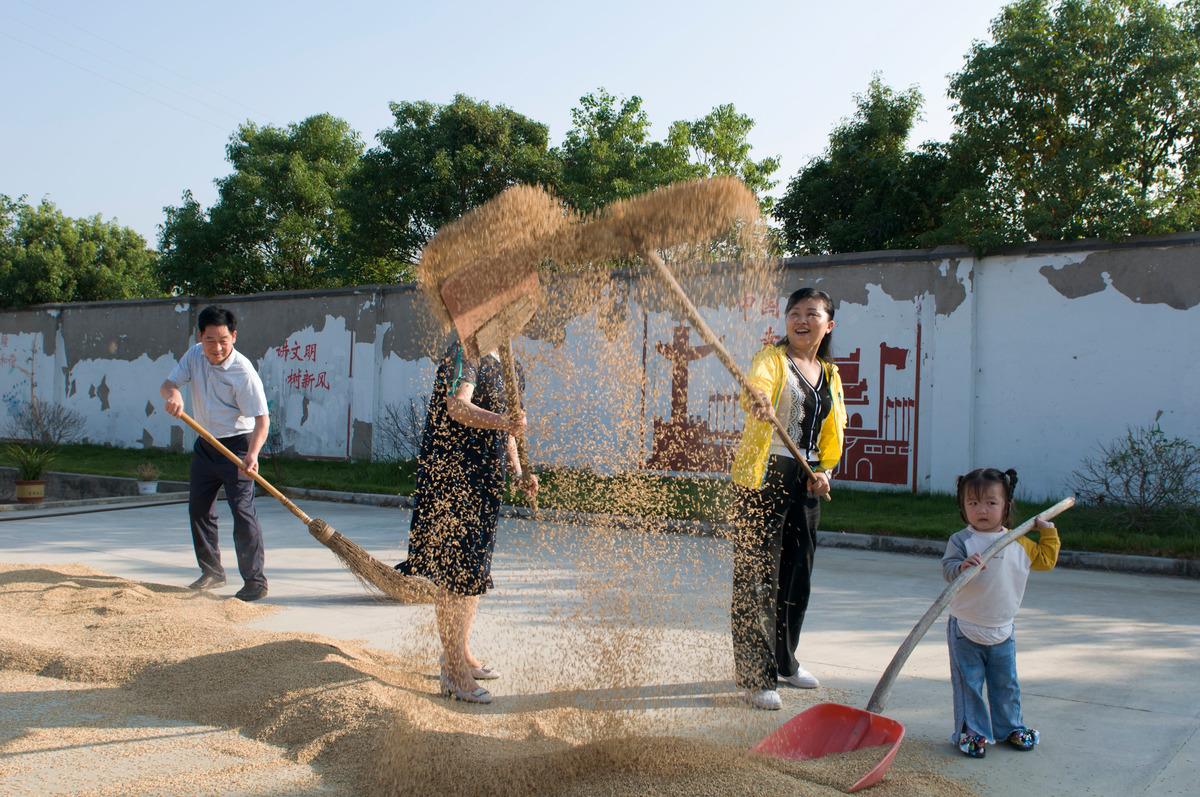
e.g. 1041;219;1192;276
1002;468;1019;525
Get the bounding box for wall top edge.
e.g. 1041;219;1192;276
781;230;1200;269
3;230;1197;314
0;282;421;314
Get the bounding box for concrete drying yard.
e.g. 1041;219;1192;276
0;498;1195;796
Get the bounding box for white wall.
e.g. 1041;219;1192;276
2;235;1197;498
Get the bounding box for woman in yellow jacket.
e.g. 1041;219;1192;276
729;287;847;711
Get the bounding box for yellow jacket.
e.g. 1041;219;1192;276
730;345;847;489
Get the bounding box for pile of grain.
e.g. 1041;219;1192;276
0;563;976;796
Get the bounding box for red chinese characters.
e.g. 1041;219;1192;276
737;293;781;321
285;369;331;390
274;340;318;361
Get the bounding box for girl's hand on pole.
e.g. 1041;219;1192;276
808;470;832;497
960;553;985;572
1034;514;1052;529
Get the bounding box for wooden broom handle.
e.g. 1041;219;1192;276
177;411;313;525
643;250;829;501
864;495;1075;714
499;344;537;512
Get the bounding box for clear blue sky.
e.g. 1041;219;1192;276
1;0;1010;245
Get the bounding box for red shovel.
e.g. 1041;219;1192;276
754;496;1075;792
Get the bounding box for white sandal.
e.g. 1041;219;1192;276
439;672;493;704
471;664;500;681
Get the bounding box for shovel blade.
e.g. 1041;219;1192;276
753;703;905;793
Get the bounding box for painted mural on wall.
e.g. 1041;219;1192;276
643;323;737;473
834;339;918;487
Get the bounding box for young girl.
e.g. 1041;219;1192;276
941;468;1060;758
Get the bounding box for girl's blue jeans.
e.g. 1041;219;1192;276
947;615;1024;743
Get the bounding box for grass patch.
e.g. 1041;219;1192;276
17;443;1197;559
513;468;735;521
1044;503;1200;559
38;443;416;496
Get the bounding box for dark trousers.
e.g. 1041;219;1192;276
189;435;266;587
731;455;820;690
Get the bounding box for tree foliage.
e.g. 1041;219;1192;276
940;0;1200;249
17;93;779;302
0;195;158;307
773;78;952;255
157;113;366;295
677;103;780;213
342;95;560;275
557;89;695;213
557;90;779;215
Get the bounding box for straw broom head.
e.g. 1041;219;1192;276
417;184;570;330
308;518;436;603
545;176;761;267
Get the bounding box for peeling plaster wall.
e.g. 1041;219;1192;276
975;243;1200;499
1;233;1197;498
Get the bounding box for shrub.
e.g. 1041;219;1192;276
1071;424;1200;532
4;398;84;445
375;398;427;462
135;462;160;482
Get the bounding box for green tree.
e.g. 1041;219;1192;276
557;89;696;213
157;113;367;295
0;195;158;308
342;94;560;275
676;103;780;212
773;78;952;255
558;90;779;216
939;0;1200;249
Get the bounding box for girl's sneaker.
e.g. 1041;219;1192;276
957;732;987;758
1006;728;1039;751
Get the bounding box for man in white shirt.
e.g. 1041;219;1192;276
160;306;271;601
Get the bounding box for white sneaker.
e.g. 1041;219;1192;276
778;665;820;689
745;688;783;710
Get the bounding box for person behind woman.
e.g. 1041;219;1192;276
396;338;538;704
942;468;1059;758
729;287;847;711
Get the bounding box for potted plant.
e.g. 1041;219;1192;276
3;443;57;504
135;462;160;495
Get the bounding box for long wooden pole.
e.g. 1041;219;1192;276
864;495;1075;713
643;250;829;500
177;411;313;525
499;343;537;513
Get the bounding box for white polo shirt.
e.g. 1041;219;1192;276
169;344;269;439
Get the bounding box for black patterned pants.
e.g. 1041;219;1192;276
731;455;820;691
